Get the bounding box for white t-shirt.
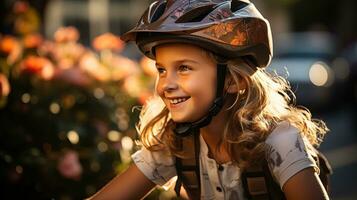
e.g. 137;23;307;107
131;122;319;200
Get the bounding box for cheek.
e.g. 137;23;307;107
186;75;216;99
194;72;216;97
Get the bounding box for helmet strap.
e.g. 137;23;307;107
173;63;227;137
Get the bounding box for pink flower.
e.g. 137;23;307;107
52;42;86;69
19;56;55;80
92;33;124;52
79;52;110;82
110;55;140;81
54;67;92;87
23;33;43;49
0;35;22;64
123;75;144;98
54;27;79;43
57;150;82;181
0;74;11;97
37;40;55;56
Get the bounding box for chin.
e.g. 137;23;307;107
171;115;198;123
171;118;188;123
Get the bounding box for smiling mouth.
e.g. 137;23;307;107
168;97;190;105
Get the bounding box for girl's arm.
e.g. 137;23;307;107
283;167;330;200
88;163;156;200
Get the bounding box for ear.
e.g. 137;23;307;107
225;76;246;94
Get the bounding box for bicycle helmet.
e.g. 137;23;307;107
121;0;273;136
121;0;272;68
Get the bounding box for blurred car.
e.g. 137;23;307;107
267;32;350;110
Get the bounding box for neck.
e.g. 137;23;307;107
200;108;230;161
200;115;225;145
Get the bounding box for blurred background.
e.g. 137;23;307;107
0;0;356;199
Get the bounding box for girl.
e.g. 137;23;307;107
89;0;330;199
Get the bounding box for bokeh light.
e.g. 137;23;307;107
309;62;330;87
97;142;108;152
107;130;121;142
121;136;133;151
49;102;60;114
21;93;31;103
67;130;79;144
93;88;105;99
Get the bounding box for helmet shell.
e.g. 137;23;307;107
121;0;273;68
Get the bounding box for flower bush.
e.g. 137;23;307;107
0;27;157;199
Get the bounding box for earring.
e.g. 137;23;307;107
239;89;246;95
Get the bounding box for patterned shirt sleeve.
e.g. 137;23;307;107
265;122;319;189
131;147;176;186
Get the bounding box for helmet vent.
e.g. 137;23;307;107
175;5;215;23
150;2;167;23
231;0;249;13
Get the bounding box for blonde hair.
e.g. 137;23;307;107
136;55;328;169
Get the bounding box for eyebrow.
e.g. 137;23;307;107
156;59;200;67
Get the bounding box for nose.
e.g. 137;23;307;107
161;73;178;92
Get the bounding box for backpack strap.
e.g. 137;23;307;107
241;167;269;200
242;149;333;200
241;161;284;200
174;131;201;199
314;149;333;194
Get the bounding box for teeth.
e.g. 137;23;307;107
169;98;188;104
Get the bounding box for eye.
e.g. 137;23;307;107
178;65;191;72
156;67;166;75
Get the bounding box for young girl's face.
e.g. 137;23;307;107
155;43;217;123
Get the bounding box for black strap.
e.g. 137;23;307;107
174;129;201;199
315;150;333;194
194;131;201;188
175;157;183;196
241;164;272;200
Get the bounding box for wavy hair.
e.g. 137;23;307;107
136;55;328;169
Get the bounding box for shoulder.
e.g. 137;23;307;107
266;121;299;141
132;146;175;167
265;121;319;188
265;121;307;155
131;147;176;186
265;121;317;161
